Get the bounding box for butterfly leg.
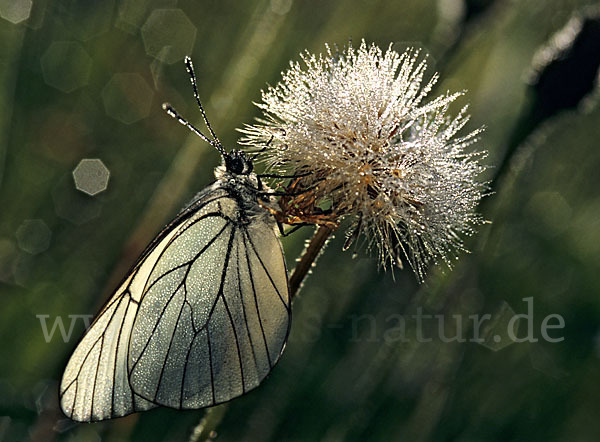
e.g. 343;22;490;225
277;222;309;237
257;171;312;179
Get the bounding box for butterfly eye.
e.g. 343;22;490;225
225;153;250;175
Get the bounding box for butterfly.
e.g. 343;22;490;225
59;57;291;422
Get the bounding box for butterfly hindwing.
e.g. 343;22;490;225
59;188;223;421
127;194;291;409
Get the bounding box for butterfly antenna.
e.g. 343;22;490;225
184;56;225;155
162;102;222;151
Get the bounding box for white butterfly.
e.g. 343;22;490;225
59;57;291;422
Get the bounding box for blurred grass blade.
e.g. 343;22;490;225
0;23;25;190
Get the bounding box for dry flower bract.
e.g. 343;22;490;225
240;41;488;280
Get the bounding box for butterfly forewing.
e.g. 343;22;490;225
60;185;291;421
59;279;157;421
60;189;229;421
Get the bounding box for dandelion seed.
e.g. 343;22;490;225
241;40;488;280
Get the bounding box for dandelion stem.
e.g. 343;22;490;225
289;225;335;299
189;405;228;442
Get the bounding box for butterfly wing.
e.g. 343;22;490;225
127;195;291;409
60;185;291;421
59;286;157;422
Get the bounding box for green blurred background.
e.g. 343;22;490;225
1;0;599;441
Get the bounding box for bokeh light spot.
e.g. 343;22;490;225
102;73;154;124
141;9;196;64
72;159;110;196
0;0;32;24
15;219;51;255
40;42;92;93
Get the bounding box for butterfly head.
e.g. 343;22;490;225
224;150;253;175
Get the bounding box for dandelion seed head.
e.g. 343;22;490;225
240;40;488;280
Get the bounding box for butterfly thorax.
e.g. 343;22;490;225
214;163;278;227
